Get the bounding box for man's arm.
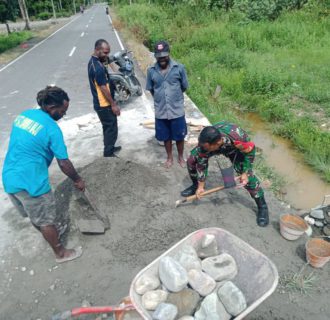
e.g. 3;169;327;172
57;159;85;191
99;85;120;116
95;65;120;115
180;65;189;92
146;68;154;96
233;141;255;185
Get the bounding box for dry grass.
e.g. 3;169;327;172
279;264;318;294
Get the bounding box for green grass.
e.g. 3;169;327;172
0;31;33;54
116;3;330;182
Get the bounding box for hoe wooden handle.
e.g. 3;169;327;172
175;185;226;207
186;185;226;202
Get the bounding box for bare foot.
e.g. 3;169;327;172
164;159;174;169
178;157;186;168
55;246;83;263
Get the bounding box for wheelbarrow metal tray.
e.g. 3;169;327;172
130;228;278;320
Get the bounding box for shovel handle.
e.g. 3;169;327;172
185;185;226;202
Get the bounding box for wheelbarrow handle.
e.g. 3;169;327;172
52;304;135;320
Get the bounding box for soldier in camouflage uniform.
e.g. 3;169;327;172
181;121;269;227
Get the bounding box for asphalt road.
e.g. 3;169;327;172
0;4;123;148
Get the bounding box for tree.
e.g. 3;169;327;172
18;0;30;30
0;0;18;34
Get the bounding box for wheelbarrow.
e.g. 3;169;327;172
53;228;278;319
130;228;278;320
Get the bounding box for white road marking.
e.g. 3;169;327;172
0;15;81;73
10;90;19;95
86;24;89;28
69;47;76;57
81;32;85;37
114;29;124;50
89;20;92;23
0;106;7;109
107;15;124;50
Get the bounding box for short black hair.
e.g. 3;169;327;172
36;86;69;110
95;39;109;49
199;126;222;144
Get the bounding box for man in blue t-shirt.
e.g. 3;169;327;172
2;86;85;263
88;39;121;157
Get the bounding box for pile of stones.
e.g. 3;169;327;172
134;234;247;320
304;205;330;237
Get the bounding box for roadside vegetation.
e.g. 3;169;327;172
114;0;330;182
0;31;32;53
0;0;88;53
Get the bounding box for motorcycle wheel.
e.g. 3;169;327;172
114;81;131;102
130;75;143;96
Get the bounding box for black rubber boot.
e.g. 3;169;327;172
254;196;269;227
181;180;198;197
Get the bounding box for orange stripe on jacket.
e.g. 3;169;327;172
94;81;111;107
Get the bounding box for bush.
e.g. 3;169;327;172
37;12;52;20
57;10;72;18
0;32;33;53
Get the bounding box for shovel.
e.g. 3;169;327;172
79;187;110;231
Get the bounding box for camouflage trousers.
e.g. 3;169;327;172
187;152;264;199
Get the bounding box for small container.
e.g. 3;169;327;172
306;238;330;268
279;214;308;241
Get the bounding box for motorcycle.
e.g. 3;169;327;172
106;50;143;102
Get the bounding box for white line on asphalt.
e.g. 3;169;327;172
69;47;76;57
10;90;19;95
81;32;85;37
0;15;81;73
114;29;124;50
86;24;89;28
107;15;124;50
89;20;92;23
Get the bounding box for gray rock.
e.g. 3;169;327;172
153;303;178;320
135;274;160;295
323;225;330;236
174;245;202;271
142;290;168;311
201;253;237;281
217;281;247;316
194;292;231;320
198;234;219;259
167;288;201;317
314;220;324;228
159;257;188;292
310;209;324;220
188;269;216;296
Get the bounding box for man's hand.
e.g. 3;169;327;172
195;187;205;200
111;102;121;116
240;172;248;186
74;178;85;192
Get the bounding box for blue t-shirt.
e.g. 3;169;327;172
2;109;68;197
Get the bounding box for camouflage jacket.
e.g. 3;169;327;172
191;121;255;181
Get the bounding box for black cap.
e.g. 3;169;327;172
154;40;170;58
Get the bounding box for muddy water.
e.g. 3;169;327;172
247;114;330;210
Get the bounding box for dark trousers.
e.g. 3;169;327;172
96;107;118;156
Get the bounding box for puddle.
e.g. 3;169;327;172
248;113;330;210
